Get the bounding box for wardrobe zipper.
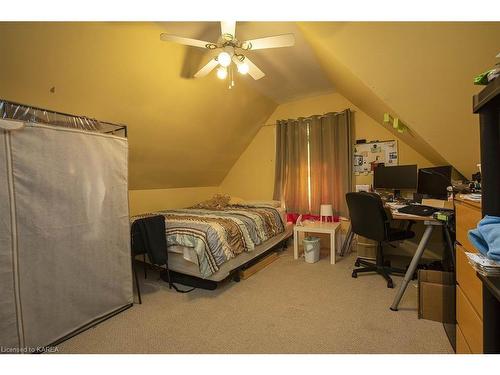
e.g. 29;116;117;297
4;130;25;350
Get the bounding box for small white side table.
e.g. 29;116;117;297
293;221;341;264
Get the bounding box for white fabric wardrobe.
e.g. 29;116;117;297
0;111;132;352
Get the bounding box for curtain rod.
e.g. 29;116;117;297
262;108;353;127
0;98;127;135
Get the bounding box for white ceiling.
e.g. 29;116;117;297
157;21;335;104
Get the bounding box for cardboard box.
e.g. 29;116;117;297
422;198;454;210
239;252;278;280
356;235;377;260
418;269;456;323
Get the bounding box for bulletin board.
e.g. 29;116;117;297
353;140;398;175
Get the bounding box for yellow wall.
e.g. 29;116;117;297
299;22;500;179
3;22;491;212
0;22;277;190
0;22;276;215
129;186;219;216
220;92;435;200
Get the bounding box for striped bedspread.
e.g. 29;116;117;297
131;205;285;277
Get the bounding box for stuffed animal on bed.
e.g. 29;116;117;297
191;194;231;209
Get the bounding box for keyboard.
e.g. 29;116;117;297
397;204;439;217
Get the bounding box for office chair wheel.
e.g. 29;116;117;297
387;279;394;288
352;271;358;278
354;259;360;267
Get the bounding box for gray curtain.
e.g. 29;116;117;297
273;118;310;213
273;109;353;216
309;110;353;217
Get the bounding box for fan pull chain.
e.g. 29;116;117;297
228;64;235;89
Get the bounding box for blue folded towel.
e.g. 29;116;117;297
468;215;500;261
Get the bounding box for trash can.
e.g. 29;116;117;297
303;236;321;263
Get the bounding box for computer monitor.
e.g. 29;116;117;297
373;164;418;197
417;166;452;199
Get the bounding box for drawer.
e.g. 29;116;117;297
455;200;482;253
456;324;472;354
456;244;483;318
457;286;483;353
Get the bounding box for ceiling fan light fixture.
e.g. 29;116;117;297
237;62;249;75
160;22;296;84
217;51;232;67
240;41;251;50
216;66;228;80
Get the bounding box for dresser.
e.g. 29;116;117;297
455;196;483;353
472;76;500;353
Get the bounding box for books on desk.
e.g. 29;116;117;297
459;193;482;203
466;252;500;277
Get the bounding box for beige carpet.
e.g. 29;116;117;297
58;247;453;354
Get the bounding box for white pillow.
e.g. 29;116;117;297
244;200;282;208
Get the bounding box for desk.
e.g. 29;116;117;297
293;222;341;264
455;197;483;353
388;208;445;311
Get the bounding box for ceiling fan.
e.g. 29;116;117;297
160;21;295;86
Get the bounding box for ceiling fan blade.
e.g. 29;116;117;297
242;56;265;80
242;34;295;50
160;34;213;49
220;21;236;40
194;59;219;78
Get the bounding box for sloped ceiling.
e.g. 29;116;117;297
299;22;500;178
1;21;498;189
0;22;277;189
157;22;335;103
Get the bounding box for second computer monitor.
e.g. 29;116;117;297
417;165;452;199
373;164;418;194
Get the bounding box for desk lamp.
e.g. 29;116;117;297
320;204;333;223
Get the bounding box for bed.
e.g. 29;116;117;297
131;201;292;282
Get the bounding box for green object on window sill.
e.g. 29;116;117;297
475;70;493;85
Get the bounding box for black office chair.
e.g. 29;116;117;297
345;192;415;288
130;215;168;304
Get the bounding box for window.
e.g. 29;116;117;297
273;110;352;217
